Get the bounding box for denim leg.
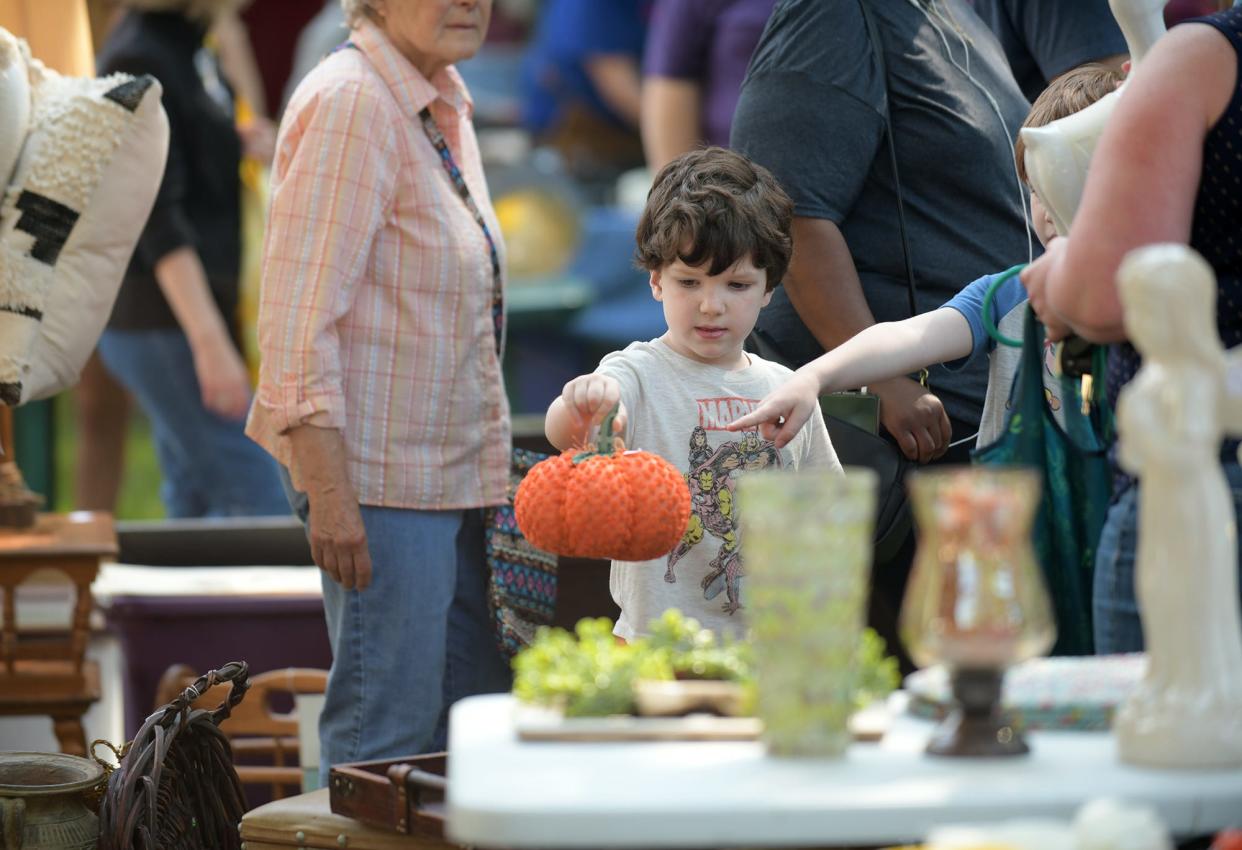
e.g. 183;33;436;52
430;508;513;750
97;328;289;517
1092;484;1143;654
316;505;463;773
99;330;203;516
1226;463;1242;629
1094;463;1242;654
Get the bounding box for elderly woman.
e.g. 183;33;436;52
94;0;288;517
246;0;511;767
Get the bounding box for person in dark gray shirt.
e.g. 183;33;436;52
731;0;1035;460
975;0;1128;102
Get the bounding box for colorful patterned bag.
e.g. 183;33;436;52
484;448;558;658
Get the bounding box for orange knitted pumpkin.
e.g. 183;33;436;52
515;409;691;561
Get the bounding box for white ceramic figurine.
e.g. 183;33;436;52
1112;244;1242;769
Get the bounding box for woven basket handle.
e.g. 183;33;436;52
177;661;251;724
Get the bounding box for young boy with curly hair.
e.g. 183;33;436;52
544;146;841;640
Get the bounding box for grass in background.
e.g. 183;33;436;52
54;392;166;520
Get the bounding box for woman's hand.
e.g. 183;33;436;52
307;483;372;590
727;369;820;448
192;332;252;420
288;425;373;591
560;374;627;441
1021;239;1073;342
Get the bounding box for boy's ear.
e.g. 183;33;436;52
649;270;664;301
761;286;774;308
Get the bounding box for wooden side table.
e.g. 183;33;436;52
0;511;117;755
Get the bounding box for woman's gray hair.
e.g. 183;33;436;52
121;0;246;24
340;0;381;28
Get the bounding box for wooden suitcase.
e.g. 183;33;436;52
328;753;449;837
240;787;453;850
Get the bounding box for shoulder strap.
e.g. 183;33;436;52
856;0;919;319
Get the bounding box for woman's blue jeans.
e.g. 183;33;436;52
282;472;511;775
97;328;289;517
1094;462;1242;653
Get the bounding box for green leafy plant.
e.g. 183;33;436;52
644;609;752;682
512;609;900;718
512;617;670;717
853;627;902;709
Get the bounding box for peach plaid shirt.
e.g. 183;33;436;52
246;19;511;510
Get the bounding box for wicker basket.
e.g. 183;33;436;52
97;661;251;850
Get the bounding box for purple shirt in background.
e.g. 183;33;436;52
642;0;775;148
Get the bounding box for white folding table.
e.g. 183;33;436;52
446;693;1242;848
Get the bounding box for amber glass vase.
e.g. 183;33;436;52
899;467;1055;756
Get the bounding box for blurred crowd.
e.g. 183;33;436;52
6;0;1242;767
10;0;1218;522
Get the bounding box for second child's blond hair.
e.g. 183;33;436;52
1014;64;1123;185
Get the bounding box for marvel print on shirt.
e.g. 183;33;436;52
668;414;782;616
596;339;840;641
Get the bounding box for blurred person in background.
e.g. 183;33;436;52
282;0;346;113
248;0;513;768
522;0;650;182
68;0;274;516
94;0;287;518
640;0;774;173
730;0;1034;670
973;0;1127;102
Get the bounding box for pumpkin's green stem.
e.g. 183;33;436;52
573;404;619;464
596;405;618;454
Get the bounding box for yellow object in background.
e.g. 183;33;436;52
0;0;94;76
494;188;580;280
235;98;269;386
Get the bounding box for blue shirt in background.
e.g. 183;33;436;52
522;0;651;133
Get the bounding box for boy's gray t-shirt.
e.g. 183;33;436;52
731;0;1038;431
596;339;842;641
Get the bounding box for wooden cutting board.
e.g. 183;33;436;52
512;701;890;742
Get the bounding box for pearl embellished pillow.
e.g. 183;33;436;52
0;28;168;405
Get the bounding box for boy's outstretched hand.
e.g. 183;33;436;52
550;374;628;449
727;370;819;448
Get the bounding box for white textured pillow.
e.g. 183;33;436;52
0;35;169;405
